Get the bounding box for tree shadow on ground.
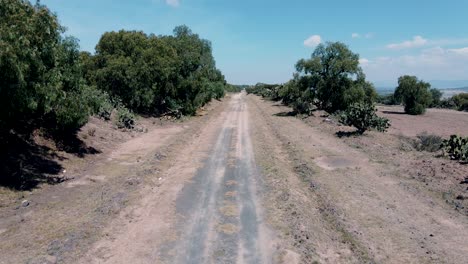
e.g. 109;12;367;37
335;131;362;138
274;111;298;117
0;130;100;191
381;110;406;115
45;130;100;158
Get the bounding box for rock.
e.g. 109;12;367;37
126;177;141;186
21;200;30;207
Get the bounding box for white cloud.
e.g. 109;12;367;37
386;35;428;50
359;58;370;66
352;32;372;39
165;0;180;7
448;47;468;56
304;35;321;48
361;46;468;81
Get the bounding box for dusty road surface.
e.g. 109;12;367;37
81;92;279;264
1;92;468;264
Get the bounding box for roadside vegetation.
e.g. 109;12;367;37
0;0;236;189
247;42;387;134
246;42;467;165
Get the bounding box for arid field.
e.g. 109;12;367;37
1;93;467;264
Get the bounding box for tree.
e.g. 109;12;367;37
394;76;432;115
91;26;226;116
0;0;97;132
293;42;376;113
429;88;443;107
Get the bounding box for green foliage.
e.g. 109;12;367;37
413;132;443;152
116;107;136;129
394;75;432;115
339;103;390;134
225;84;247;93
89;26;226;116
435;93;468;111
0;0;102;132
452;93;468;111
294;42;376;113
429;88;443;107
246;83;280;98
442;135;468;162
247;43;376;116
437;97;457;109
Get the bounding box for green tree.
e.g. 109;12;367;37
394;76;432;115
0;0;96;132
91;26;226;116
452;93;468;111
429;88;443;107
293;42;376;113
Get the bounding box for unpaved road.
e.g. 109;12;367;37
81;92;278;264
1;92;467;264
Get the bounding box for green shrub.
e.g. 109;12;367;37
442;135;468;162
116;107;136;129
438;97;457;109
339;103;390;134
452;93;468;111
405;102;426;115
54;91;93;132
429;88;443;107
413;132;443;152
394;75;432;115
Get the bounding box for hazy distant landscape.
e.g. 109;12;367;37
377;86;468;98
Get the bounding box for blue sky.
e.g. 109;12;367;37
40;0;468;87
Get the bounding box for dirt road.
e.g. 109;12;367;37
81;92;278;264
1;92;467;263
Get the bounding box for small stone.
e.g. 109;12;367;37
21;200;30;207
158;177;162;181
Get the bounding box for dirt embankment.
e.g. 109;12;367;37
247;95;468;264
0;97;228;264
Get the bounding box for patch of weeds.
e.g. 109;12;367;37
87;128;96;137
413;132;443;152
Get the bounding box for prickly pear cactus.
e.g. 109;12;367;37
441;135;468;162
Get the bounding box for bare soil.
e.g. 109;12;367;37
247;96;468;263
1;94;467;264
378;105;468;137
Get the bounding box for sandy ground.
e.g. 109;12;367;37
81;92;279;264
1;93;467;264
378;105;468;137
248;96;468;263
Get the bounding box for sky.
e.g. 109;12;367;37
39;0;468;87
